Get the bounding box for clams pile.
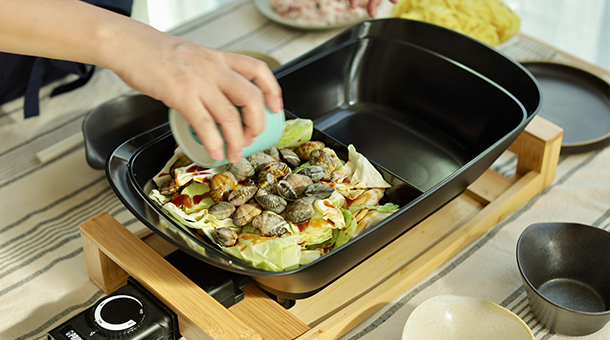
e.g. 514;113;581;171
159;143;341;246
207;144;338;241
151;130;397;272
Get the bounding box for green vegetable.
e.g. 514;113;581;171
180;182;214;214
349;202;400;213
222;235;302;272
276;118;313;149
345;144;392;189
334;208;358;249
298;199;345;247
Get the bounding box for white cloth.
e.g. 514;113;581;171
0;1;608;339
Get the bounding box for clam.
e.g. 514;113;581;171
297;165;326;182
256;188;269;197
284;173;313;197
309;149;336;175
247;152;276;172
275;180;298;201
293;141;325;161
284;197;315;223
170;154;193;175
303;183;335;199
255;194;287;214
225;159;255;182
211;227;238;247
233;203;263;226
228;186;258;206
263;146;281;162
208;201;236;220
252;211;289;237
257;171;277;190
279;148;300;169
210;172;237;203
159;178;181;195
259;162;290;180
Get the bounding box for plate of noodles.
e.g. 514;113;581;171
253;0;370;30
392;0;520;47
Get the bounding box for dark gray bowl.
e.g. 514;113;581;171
517;222;610;336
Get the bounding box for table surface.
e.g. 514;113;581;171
0;1;609;340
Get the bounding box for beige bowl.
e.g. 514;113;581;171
402;295;534;340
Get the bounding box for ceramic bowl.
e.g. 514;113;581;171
517;222;610;336
402;295;534;340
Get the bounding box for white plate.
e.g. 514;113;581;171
253;0;369;31
402;295;534;340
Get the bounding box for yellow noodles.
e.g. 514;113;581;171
393;0;520;46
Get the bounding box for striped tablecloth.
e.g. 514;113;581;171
1;1;609;339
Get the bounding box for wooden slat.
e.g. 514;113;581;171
465;168;515;205
230;285;310;339
508;116;563;188
80;213;260;340
81;229;129;294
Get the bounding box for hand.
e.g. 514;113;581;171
351;0;398;18
111;32;283;164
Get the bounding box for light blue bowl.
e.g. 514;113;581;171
169;107;285;167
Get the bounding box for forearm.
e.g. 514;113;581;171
0;0;154;70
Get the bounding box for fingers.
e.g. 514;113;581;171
192;60;270;163
219;70;266;148
225;53;283;113
203;88;247;164
368;0;381;17
178;99;226;162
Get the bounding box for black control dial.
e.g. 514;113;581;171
92;294;146;338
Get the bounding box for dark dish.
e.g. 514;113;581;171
520;62;610;154
104;18;540;299
517;222;610;336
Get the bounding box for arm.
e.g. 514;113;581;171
0;0;283;163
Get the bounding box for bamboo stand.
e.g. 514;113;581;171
80;115;563;340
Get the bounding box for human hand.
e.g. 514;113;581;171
110;30;283;164
350;0;398;18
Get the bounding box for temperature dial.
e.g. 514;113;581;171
92;294;146;338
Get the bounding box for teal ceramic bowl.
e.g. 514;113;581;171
169;107;285;167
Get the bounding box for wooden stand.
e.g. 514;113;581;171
80;116;563;340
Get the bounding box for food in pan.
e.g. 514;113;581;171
270;0;368;26
149;118;399;271
393;0;520;46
